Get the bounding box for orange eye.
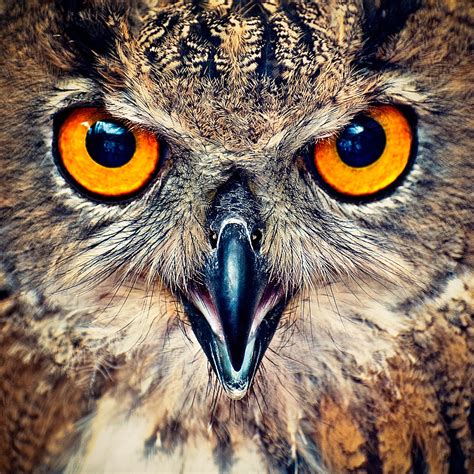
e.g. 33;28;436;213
313;105;413;198
57;108;160;199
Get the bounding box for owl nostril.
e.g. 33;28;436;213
209;230;218;249
209;224;262;252
251;228;263;251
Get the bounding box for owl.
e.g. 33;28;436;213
0;0;472;472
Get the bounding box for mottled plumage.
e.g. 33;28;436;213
0;0;472;472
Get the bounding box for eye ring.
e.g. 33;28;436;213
56;107;161;201
313;105;414;199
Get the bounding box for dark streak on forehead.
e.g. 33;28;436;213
138;0;362;82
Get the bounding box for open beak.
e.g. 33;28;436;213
183;219;285;399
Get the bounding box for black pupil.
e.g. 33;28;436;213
86;120;136;168
336;115;386;168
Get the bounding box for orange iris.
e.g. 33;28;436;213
314;105;413;197
57;108;160;199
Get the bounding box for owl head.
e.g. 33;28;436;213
0;0;471;404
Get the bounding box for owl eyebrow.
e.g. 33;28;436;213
106;99;191;140
50;83;202;152
107;98;341;154
264;103;372;155
265;113;346;153
49;79;104;112
105;95;355;157
102;74;426;155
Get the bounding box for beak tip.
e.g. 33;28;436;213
223;385;250;400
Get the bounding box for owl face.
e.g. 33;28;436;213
1;0;471;404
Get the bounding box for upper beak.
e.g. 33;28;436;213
212;220;263;371
181;174;286;399
183;219;284;399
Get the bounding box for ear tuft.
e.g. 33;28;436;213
362;0;421;49
59;1;128;56
48;0;133;76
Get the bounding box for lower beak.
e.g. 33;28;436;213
183;221;284;399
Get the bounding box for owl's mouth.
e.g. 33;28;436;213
180;221;286;399
182;288;285;399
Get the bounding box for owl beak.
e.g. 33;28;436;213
183;220;284;399
211;221;262;371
